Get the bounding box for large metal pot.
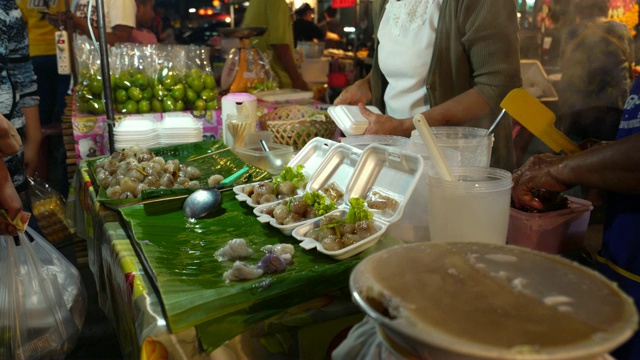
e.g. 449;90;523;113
350;242;637;360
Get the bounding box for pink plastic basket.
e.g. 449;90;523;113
507;196;593;254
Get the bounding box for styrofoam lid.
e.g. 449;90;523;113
305;143;362;198
287;138;338;177
160;114;201;129
344;143;424;224
328;105;381;137
341;135;411;150
114;117;157;133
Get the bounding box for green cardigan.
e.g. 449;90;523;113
370;0;523;171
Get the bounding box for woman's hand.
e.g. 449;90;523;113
333;78;371;106
358;104;415;137
511;153;570;210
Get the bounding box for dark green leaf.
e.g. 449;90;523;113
118;191;364;350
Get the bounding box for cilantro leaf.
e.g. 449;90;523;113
274;164;307;188
345;197;372;224
302;191;337;217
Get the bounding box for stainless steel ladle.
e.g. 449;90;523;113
182;166;250;219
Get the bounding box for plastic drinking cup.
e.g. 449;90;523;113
411;127;494;167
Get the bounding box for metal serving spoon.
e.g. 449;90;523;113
182;167;250;219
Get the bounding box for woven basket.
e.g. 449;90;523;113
259;106;336;150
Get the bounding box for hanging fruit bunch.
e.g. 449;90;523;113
75;70;108;115
114;68;153;114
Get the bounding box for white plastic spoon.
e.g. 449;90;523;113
412;114;455;181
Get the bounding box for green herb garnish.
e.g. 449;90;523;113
303;191;337;217
324;218;346;237
274;164;307;188
345;197;372;224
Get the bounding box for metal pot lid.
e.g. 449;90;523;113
350;242;638;360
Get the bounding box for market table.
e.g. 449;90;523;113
67;156;402;359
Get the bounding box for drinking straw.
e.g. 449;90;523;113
412;114;455;181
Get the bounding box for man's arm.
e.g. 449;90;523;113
419;89;491;127
272;44;309;90
71;13;133;45
552;134;640;193
20;106;41;178
0;159;23;234
512;133;640;209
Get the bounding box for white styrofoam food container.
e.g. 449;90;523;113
328;105;382;136
160;112;201;127
252;143;364;235
292;143;424;260
114;115;157;134
233;138;338;207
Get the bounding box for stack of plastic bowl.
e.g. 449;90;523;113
113;115;159;150
158;112;203;146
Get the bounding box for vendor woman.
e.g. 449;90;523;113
334;0;522;171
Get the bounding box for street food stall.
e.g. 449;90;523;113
67;29;374;358
60;3;639;358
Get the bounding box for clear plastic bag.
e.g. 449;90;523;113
221;39;276;93
0;227;87;359
28;177;73;244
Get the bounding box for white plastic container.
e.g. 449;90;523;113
428;167;513;245
234;143;293;175
221;92;258;146
233;138;338;207
113;115;159;149
292;143;424;260
328;105;382;136
385;145;459;243
158;112;203;146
